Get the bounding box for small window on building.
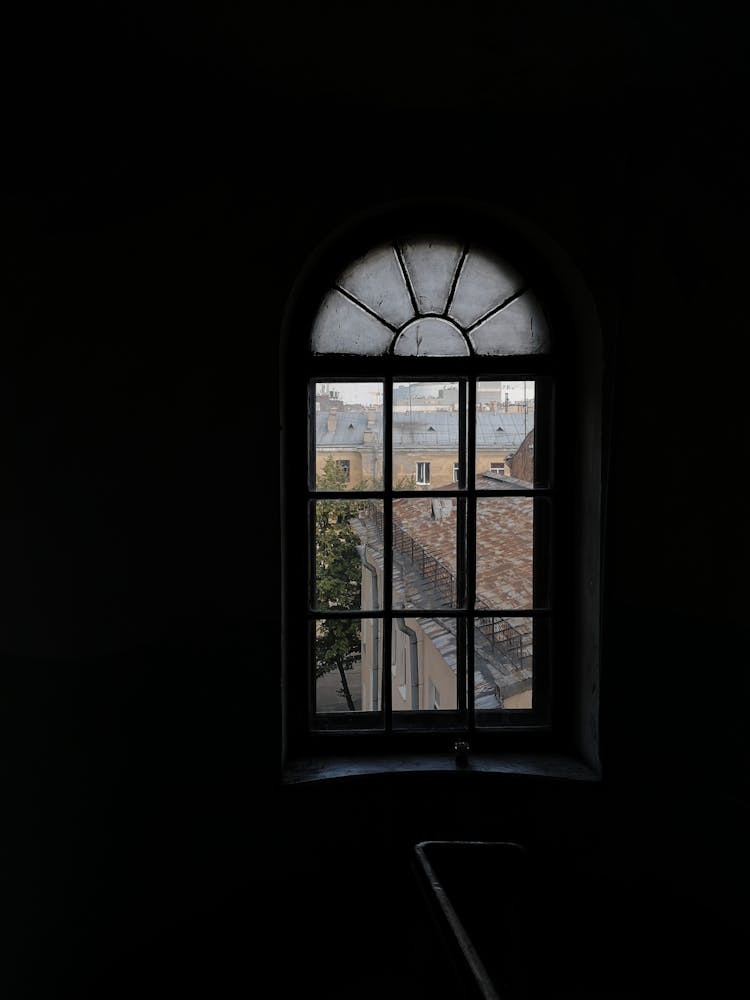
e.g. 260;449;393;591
416;461;431;486
337;459;350;482
490;462;505;475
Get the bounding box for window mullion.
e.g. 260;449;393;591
466;378;476;733
382;376;393;731
454;380;467;718
533;375;553;718
306;380;316;729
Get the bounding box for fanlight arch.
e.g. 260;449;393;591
310;237;551;357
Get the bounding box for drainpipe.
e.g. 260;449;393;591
357;544;380;712
395;618;420;710
409;626;420;709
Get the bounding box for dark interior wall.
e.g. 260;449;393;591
3;3;748;997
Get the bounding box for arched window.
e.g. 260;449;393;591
281;202;606;776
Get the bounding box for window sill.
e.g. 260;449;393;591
281;751;601;785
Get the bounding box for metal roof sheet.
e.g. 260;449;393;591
316;408;532;449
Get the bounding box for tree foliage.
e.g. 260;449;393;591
314;459;417;708
314;458;368;709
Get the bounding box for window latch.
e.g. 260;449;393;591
453;740;470;768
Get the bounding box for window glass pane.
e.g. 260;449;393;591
393;317;469;356
393;381;460;490
392;498;462;610
313;499;383;611
391;617;458;712
476;380;535;488
311;289;394;355
310;239;551;356
475;497;534;610
448;248;524;327
314;382;383;490
474;616;533;711
399;237;463;314
468;290;551;356
315;618;378;713
337;243;414;327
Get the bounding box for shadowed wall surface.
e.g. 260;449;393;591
3;3;748;996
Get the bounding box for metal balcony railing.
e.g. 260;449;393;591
366;501;457;606
474;599;525;669
363;502;525;671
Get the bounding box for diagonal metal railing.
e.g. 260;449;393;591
362;501;525;670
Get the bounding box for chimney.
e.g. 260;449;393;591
363;409;377;443
327;412;336;433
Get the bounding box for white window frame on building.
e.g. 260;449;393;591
416;461;431;486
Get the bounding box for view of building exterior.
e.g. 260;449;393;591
353;481;535;715
314;383;533;489
314;383;537;715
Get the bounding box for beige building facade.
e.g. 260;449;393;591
314;404;531;489
350;485;535;717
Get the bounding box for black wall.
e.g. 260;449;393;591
3;4;748;997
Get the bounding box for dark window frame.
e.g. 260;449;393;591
280;199;607;776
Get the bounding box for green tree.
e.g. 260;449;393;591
315;458;368;710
